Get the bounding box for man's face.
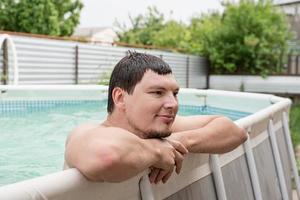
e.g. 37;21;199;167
124;70;179;139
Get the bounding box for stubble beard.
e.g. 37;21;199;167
146;130;172;139
127;117;172;139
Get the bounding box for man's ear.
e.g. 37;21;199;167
112;87;126;110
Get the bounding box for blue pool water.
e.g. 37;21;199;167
0;100;250;186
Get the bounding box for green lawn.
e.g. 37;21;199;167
290;103;300;174
290;103;300;148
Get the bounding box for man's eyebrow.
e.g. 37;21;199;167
148;86;180;91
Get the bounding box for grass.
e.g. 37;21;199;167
288;103;300;183
278;102;300;190
290;103;300;148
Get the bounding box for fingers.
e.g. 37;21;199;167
148;168;160;183
167;139;187;174
149;167;174;184
173;150;183;174
167;139;188;155
155;166;173;184
162;169;173;183
149;139;189;184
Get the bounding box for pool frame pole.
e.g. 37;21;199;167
268;119;289;200
210;154;227;200
243;127;263;200
139;174;154;200
282;112;300;199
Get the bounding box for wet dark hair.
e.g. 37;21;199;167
107;51;172;113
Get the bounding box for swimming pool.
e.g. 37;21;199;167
0;87;250;186
0;85;299;200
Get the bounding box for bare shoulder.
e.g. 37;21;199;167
66;123;103;145
66;123;134;146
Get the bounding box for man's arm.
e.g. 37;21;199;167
169;115;247;154
65;125;187;182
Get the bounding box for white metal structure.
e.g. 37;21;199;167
0;34;19;85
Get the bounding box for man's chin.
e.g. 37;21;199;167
146;130;172;139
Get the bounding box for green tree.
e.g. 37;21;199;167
189;0;292;76
0;0;83;36
185;13;222;55
116;6;189;51
116;6;165;46
152;20;190;50
54;0;83;36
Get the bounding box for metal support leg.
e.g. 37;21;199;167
139;174;154;200
210;154;227;200
268;119;289;200
282;112;300;199
243;127;263;200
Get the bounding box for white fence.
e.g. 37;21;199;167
209;75;300;94
0;35;208;88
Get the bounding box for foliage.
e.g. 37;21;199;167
116;1;292;76
116;6;164;46
290;103;300;148
0;0;83;36
185;13;222;55
116;6;189;51
187;0;292;76
152;20;190;50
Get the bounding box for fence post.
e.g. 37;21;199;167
75;45;79;84
287;53;292;75
295;55;299;75
297;55;299;75
186;56;190;88
2;39;8;85
206;58;210;89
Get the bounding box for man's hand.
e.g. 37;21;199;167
148;139;188;184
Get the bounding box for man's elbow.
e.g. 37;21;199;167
221;117;248;152
236;126;248;144
220;125;247;154
66;144;123;182
221;116;247;144
83;149;123;182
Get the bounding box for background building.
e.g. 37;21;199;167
72;27;118;45
275;0;300;40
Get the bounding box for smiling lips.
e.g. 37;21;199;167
156;115;175;124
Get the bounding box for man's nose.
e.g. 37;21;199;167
164;94;178;109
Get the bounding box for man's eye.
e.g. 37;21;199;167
173;92;178;97
151;91;162;95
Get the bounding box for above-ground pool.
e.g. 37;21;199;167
0;89;250;186
0;85;299;200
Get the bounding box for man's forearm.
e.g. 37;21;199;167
65;126;184;182
65;128;162;182
82;138;161;182
169;117;247;154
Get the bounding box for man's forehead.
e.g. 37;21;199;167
139;70;179;89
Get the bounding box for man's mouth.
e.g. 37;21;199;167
156;115;175;124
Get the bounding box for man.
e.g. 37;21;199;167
65;52;247;184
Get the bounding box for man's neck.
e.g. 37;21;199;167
104;112;145;138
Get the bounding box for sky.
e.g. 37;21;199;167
79;0;224;28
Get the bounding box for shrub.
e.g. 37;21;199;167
189;0;293;76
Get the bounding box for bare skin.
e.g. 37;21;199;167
65;70;247;184
65;124;187;182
